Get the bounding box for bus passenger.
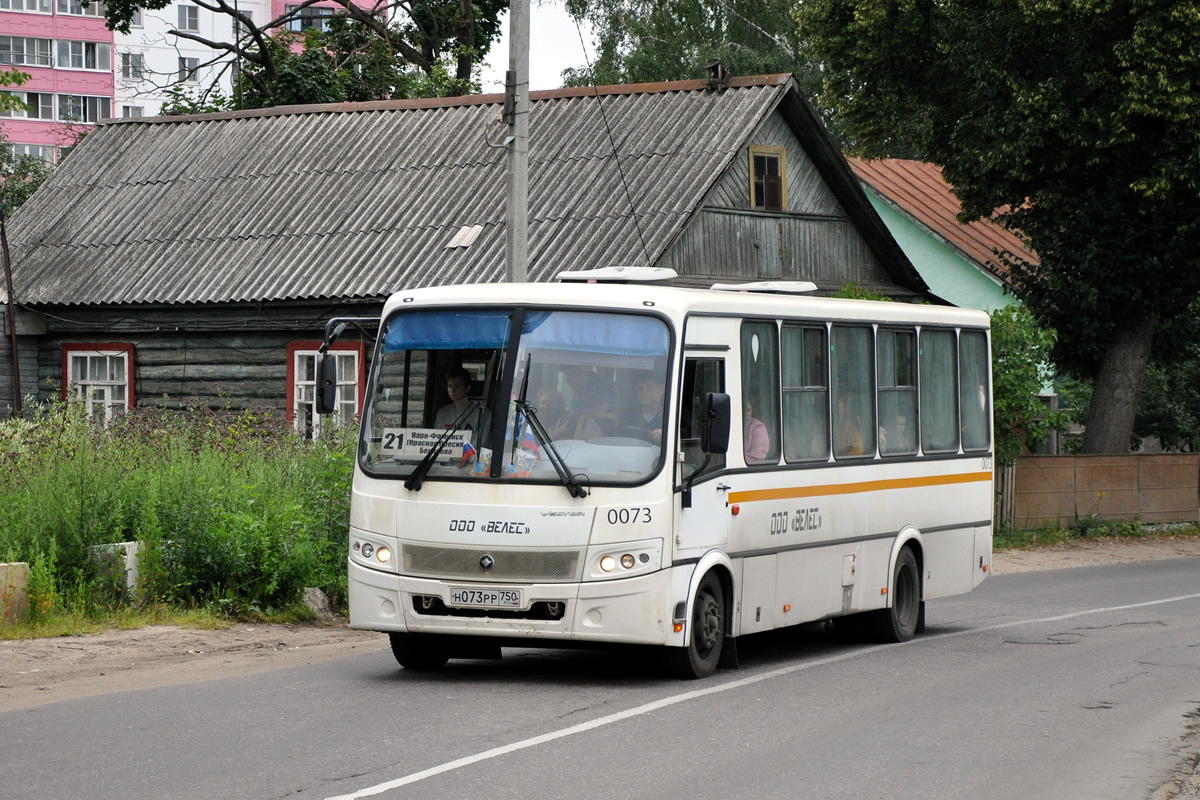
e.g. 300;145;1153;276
835;394;864;456
622;373;665;444
744;399;771;462
880;410;915;454
535;388;570;439
434;367;491;440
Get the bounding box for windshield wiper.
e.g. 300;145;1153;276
514;399;588;499
404;402;484;492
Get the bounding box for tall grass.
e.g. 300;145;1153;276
0;400;355;621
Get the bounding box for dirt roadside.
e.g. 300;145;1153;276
3;534;1200;714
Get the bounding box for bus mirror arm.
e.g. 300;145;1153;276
681;392;730;509
315;317;380;416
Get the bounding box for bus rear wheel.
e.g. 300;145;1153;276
666;572;725;679
869;547;921;643
389;632;450;670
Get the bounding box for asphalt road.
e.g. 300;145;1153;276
3;557;1199;800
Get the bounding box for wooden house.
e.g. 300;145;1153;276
0;74;933;427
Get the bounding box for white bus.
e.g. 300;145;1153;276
321;268;993;679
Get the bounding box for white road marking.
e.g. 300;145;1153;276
326;591;1200;799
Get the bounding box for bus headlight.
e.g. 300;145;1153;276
361;543;375;559
376;547;392;564
586;540;663;581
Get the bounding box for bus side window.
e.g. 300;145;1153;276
831;325;876;458
783;325;829;462
679;357;725;478
741;321;780;464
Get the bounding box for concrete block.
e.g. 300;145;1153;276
1;562;30;623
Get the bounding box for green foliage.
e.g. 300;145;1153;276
1132;304;1200;451
563;0;824;109
990;305;1066;465
0;67;30;113
796;0;1200;452
0;400;356;618
102;0;506;106
0;129;53;213
833;282;892;301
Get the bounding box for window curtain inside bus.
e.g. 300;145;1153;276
878;329;918;456
959;330;991;451
831;326;875;458
920;328;959;453
782;325;828;462
741;321;780;464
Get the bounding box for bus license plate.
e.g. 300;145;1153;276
448;587;522;609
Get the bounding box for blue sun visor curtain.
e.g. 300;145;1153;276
383;309;670;357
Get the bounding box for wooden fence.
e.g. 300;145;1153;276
998;454;1200;530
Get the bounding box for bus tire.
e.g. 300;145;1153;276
869;547;921;643
666;572;725;679
389;632;450;670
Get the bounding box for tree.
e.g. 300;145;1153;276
796;0;1200;453
990;306;1063;465
103;0;508;106
562;0;823;100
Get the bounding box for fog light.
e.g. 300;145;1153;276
376;547;392;564
620;554;635;569
352;541;361;552
361;543;375;559
600;555;616;572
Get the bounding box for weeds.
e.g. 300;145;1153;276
0;399;356;626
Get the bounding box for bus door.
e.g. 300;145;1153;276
676;354;729;554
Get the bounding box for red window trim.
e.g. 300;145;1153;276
286;340;367;423
60;342;136;408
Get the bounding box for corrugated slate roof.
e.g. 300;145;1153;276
848;157;1038;282
9;76;799;306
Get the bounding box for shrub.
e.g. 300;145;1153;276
0;400;356;618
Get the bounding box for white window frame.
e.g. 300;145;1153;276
1;0;51;12
120;51;144;79
121;104;143;118
178;56;199;82
63;344;133;422
55;0;106;16
0;36;53;67
0;91;53;119
289;342;362;439
57;39;111;71
177;4;199;30
57;94;111;124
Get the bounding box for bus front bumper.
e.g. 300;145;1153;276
348;559;678;647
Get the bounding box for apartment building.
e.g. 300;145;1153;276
1;0;339;161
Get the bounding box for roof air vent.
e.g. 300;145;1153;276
556;266;678;284
710;281;818;295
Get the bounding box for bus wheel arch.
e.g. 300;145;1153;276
870;535;924;643
668;558;734;679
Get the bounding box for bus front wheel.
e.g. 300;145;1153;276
666;572;725;679
869;547;921;643
389;632;450;671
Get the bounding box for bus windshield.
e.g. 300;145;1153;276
360;307;673;486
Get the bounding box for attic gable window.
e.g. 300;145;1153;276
62;343;134;422
749;145;787;211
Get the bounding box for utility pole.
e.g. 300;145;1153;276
503;0;530;282
0;203;22;416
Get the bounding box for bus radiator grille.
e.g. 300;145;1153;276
402;544;581;582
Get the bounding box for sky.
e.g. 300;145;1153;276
478;1;597;93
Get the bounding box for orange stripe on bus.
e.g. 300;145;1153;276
726;471;992;504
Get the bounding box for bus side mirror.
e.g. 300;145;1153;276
702;392;731;454
315;351;338;415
